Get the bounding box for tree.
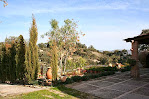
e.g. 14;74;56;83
38;43;47;49
99;56;108;65
9;42;16;82
76;57;86;68
0;36;27;83
16;35;26;82
1;43;8;82
30;15;39;80
45;19;84;75
0;0;8;7
50;40;58;81
88;45;96;51
25;46;32;83
113;50;121;56
25;15;39;83
0;37;18;82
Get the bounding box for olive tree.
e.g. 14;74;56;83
44;19;84;75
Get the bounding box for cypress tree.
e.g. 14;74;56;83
25;15;39;83
51;40;58;81
1;43;7;82
25;46;32;83
0;43;2;81
0;44;3;81
0;54;1;81
16;35;26;82
29;15;39;80
9;42;16;82
6;44;10;81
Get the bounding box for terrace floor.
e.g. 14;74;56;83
67;68;149;99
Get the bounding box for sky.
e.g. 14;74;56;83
0;0;149;51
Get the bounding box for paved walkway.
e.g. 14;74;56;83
69;68;149;99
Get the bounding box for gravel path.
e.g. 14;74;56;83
0;84;47;97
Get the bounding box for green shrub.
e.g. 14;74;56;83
92;74;99;78
101;72;108;76
64;78;74;84
62;71;116;85
97;74;102;77
120;66;131;72
111;71;115;75
81;76;89;81
71;76;82;82
86;66;118;73
106;71;111;75
124;66;131;71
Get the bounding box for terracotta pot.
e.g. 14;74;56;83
60;76;67;82
46;67;52;79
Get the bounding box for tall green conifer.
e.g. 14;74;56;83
0;52;2;81
16;35;26;82
1;43;7;82
25;15;39;83
51;40;58;81
25;46;32;83
9;42;16;82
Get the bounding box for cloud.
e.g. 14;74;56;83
1;0;149;17
31;1;130;14
0;0;132;17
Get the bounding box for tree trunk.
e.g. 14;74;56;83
63;53;68;75
60;53;63;75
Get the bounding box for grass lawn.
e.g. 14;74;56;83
13;85;96;99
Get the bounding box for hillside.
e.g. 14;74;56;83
38;42;130;68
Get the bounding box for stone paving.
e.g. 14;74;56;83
70;68;149;99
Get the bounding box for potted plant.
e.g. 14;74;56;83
60;75;67;82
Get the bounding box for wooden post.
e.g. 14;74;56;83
131;40;140;78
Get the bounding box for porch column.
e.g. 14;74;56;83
131;40;140;78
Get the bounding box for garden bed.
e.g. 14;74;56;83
59;66;131;85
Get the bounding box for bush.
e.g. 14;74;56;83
71;76;82;82
111;71;115;75
101;72;108;76
121;69;126;72
88;74;97;79
92;74;99;78
64;78;74;84
120;66;131;72
86;66;118;73
124;66;131;71
81;76;89;81
61;71;116;85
